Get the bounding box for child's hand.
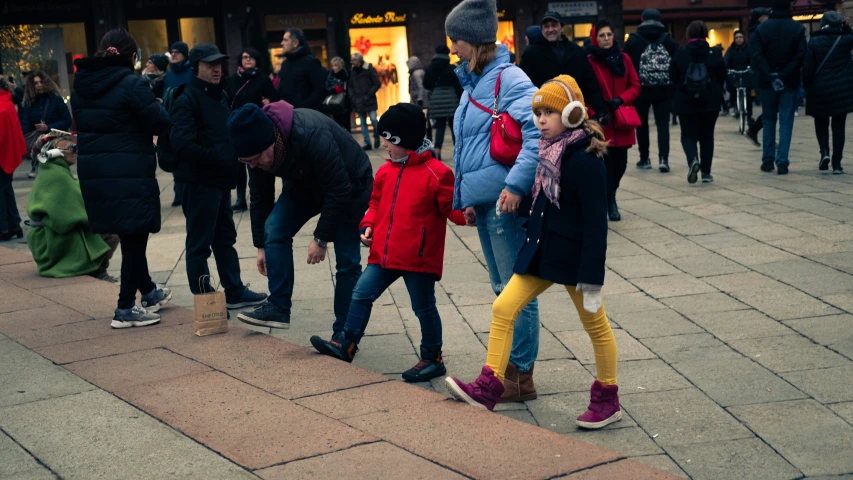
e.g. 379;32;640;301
360;227;373;247
464;207;476;226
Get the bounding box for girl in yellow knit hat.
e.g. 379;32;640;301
446;75;622;430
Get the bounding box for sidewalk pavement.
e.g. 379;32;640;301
2;111;853;479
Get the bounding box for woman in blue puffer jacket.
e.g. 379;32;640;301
446;0;543;402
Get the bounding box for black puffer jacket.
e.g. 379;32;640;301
724;43;751;70
624;21;680;101
249;105;374;247
423;54;462;119
750;10;806;89
348;63;381;113
671;40;728;115
171;77;238;190
519;36;606;113
276;46;327;111
71;55;169;235
225;68;279;110
803;28;853;117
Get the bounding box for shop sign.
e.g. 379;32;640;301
548;1;598;18
266;13;327;31
350;11;407;26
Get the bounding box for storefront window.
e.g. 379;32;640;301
180;17;216;49
128;19;169;68
0;23;88;100
564;23;592;46
351;26;409;115
624;25;638;44
497;21;516;53
707;22;738;51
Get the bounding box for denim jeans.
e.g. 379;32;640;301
474;203;539;373
759;88;797;167
344;264;442;349
264;182;364;330
358;110;379;147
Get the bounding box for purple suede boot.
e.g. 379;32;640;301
445;366;505;411
576;380;623;429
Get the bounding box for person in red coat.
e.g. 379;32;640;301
587;20;642;221
0;78;27;240
311;103;469;382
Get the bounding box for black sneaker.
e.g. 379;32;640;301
310;332;358;363
819;152;831;171
636;158;652;169
833;164;844;175
237;301;290;329
226;285;268;309
777;164;789;175
658;157;670;173
760;162;775;172
140;285;172;313
746;128;761;147
402;347;447;382
687;159;701;184
362;144;372;151
112;305;161;329
701;173;714;183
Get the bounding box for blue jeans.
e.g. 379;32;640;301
358;110;379;147
759;88;797;167
264;182;363;330
474;203;540;373
345;264;442;350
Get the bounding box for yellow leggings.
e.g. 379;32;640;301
486;273;618;385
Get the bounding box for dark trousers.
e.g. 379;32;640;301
0;170;21;233
814;114;847;163
344;264;442;350
432;117;455;149
604;147;628;196
635;96;672;161
680;112;719;175
332;112;351;132
173;176;185;205
181;184;243;297
117;233;156;309
235;164;248;196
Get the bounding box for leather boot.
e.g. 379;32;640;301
607;192;621;222
576;380;622;429
498;362;538;403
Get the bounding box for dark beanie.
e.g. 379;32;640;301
377;103;426;151
149;53;169;72
642;8;662;21
435;44;450;55
771;0;791;12
821;11;843;28
227;104;275;158
170;41;189;58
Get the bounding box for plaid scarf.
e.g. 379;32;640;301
270;124;287;175
531;129;587;209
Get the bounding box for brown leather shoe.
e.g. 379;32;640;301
498;362;538;403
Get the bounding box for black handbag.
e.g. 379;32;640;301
322;92;346;113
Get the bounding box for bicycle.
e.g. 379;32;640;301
728;68;751;134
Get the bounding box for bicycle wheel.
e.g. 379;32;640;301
738;89;747;134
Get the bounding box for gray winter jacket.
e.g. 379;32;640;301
407;57;428;107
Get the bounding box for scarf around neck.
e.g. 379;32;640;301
532;129;587;209
587;44;626;77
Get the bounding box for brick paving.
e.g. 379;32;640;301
2;111;853;478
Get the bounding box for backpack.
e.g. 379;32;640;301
683;59;712;104
634;33;673;87
155;85;183;173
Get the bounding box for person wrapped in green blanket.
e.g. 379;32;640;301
26;131;119;280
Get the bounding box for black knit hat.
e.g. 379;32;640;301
170;41;189;58
149;53;169;72
227;104;275;158
771;0;791;12
642;8;662;21
377;103;426;151
435;44;451;55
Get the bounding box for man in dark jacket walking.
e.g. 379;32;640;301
424;45;463;160
276;28;327;111
226;101;374;330
519;12;605;115
624;8;680;171
750;0;807;174
165;41;193;207
349;52;382;150
170;44;267;308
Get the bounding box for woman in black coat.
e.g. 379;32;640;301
671;20;728;184
325;56;351;133
803;12;853;174
225;47;279;211
423;45;463;160
18;71;72;177
71;29;172;326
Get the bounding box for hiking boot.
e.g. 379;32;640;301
112;305;161;329
310;332;358;363
226;285;268;309
499;362;538;403
140;285;172;313
237;301;290;329
576;380;623;429
777;164;789;175
701;173;714;183
402;346;447;382
445;365;504;411
746;127;761;147
658;157;670;173
636;157;652;169
819;150;831;171
607;193;621;222
687;159;700;184
760;162;775;172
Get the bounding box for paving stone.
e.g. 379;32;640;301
781;272;853;297
703;271;784;292
631;274;717;299
665;219;729;236
809;251;853;275
591;359;689;395
603;269;641;295
559;458;683;479
476;329;573;362
498;408;538;425
607;309;703;338
821;293;853;312
0;304;92;339
607;239;649;258
64;348;212;392
729;335;850;373
0;281;52;315
784;314;853;346
0;248;33;266
660;292;749;315
0;389;255;479
751;259;840;282
686;309;796;342
0;339;96;407
556;329;657;364
730;399;853;476
294;380;450;421
730;287;840;321
643;333;741;364
666;438;802;480
530;359;595;395
603;293;668;315
256;442;466;480
769;235;853;256
33;323;194;364
666;253;749;277
0;261;99;290
119;371;376;469
717;244;798;266
619;389;753;447
606;255;680;279
353;352;420;375
631;455;689;479
781;366;853;403
458;304;492;333
344;400;621;479
442;282;496;306
829;402;853;424
568;426;663;457
524;391;638;435
808;224;853;242
735;223;805;242
0;431;53;478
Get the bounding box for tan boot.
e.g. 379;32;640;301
499;362;538;403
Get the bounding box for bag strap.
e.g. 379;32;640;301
230;78;253;109
814;36;842;78
468;66;510;117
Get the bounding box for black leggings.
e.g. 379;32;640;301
117;233;155;309
605;147;628;196
680;112;719;175
814;114;847;162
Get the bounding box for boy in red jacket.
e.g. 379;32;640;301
311;103;468;382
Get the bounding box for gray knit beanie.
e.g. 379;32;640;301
445;0;498;45
820;11;843;28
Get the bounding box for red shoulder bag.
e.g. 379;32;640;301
468;68;523;167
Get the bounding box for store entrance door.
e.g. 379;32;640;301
350;26;409;115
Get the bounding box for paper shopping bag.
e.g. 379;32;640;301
193;290;229;337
